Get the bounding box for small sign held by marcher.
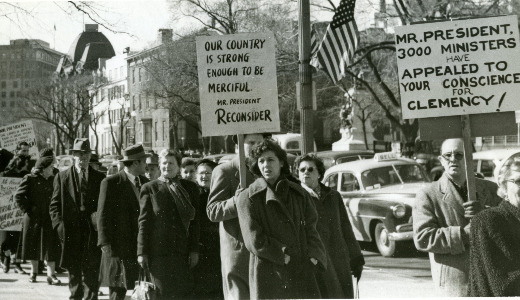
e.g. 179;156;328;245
395;15;520;119
0;177;23;231
196;32;280;136
0;120;39;159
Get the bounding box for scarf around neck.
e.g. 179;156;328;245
159;176;195;235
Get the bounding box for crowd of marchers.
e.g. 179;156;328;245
0;135;519;300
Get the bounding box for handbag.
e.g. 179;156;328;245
131;268;157;300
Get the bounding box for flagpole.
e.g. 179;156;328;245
298;0;314;155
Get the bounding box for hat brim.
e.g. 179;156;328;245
119;153;152;162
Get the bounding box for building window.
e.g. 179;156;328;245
10;91;14;97
132;95;135;110
177;120;186;143
10;101;14;107
1;92;5;98
132;69;135;84
162;120;166;141
13;81;18;88
143;120;152;146
16;91;21;97
138;94;142;110
1;101;5;107
154;121;158;141
145;94;149;108
138;68;142;82
1;81;5;88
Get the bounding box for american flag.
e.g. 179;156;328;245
311;0;359;83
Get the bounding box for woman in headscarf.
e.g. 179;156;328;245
14;149;61;284
236;139;327;299
137;149;200;299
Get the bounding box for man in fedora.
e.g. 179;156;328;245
207;133;271;299
49;138;105;300
97;144;150;300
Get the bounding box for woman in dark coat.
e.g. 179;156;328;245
468;159;520;296
137;149;200;299
236;139;327;299
14;153;61;284
296;154;365;298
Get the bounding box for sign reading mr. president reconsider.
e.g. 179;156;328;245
196;32;280;136
395;15;520;119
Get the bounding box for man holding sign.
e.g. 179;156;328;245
413;138;501;296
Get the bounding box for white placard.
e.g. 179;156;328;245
395;15;520;119
0;177;23;231
0;120;39;159
196;32;280;136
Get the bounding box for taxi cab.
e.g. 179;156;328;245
322;152;431;257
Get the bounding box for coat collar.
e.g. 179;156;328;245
248;177;306;202
231;156;255;187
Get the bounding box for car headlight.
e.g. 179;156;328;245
392;205;406;218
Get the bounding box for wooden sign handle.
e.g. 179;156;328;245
237;134;247;188
461;115;477;202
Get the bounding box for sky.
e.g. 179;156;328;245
0;0;378;55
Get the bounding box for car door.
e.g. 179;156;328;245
338;172;368;241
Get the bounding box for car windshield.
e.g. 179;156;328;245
361;164;427;190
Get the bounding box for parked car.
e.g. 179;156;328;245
271;133;316;155
472;148;520;182
315;150;375;170
322;152;431;257
56;155;74;172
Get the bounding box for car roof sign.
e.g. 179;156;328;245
374;152;398;162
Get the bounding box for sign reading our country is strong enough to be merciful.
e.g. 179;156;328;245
196;32;280;136
395;15;520;119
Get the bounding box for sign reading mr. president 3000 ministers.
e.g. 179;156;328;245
196;32;280;136
395;15;520;119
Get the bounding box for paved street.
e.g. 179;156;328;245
0;242;441;299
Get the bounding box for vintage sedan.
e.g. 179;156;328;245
322;153;431;257
315;150;374;170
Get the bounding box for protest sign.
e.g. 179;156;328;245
0;120;39;159
196;32;280;136
0;177;23;231
395;15;520;119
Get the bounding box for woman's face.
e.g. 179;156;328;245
298;160;320;190
506;170;520;208
196;164;213;189
160;156;179;178
257;150;282;185
43;163;54;178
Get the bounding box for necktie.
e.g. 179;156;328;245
80;168;87;211
135;177;141;191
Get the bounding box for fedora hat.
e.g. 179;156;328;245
232;133;272;144
120;145;151;162
69;138;91;153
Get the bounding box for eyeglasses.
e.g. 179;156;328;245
198;172;212;176
299;167;315;173
507;179;520;186
441;152;464;161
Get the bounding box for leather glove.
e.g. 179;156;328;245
352;265;363;280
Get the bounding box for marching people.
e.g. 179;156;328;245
236;139;327;299
97;145;150;300
191;159;223;299
145;151;160;181
468;159;520;296
49;138;105;300
180;158;197;182
413;138;502;296
14;148;61;284
296;153;365;298
137;149;200;299
0;141;33;274
207;133;269;299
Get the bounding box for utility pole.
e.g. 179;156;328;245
298;0;314;155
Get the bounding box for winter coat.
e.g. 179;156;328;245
236;177;327;299
413;173;501;296
468;201;520;296
14;172;60;261
49;166;105;268
0;148;14;173
313;184;365;298
206;156;256;300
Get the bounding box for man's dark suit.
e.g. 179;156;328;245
49;166;105;300
97;170;148;299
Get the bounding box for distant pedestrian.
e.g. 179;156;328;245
97;145;150;300
413;138;502;296
207;133;269;300
144;152;160;181
468;159;520;296
297;153;365;298
236;139;327;299
14;149;61;284
137;149;200;299
49;138;105;300
181;158;197;182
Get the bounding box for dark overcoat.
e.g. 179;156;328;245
14;172;60;261
313;184;365;298
0;148;14;173
49;166;105;268
236;177;327;299
206;157;255;300
137;178;200;297
468;201;520;296
97;170;148;288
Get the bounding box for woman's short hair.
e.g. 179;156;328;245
181;158;197;169
497;158;520;199
249;139;291;178
294;153;326;181
158;149;182;166
195;159;217;171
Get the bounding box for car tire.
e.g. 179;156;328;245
374;222;396;257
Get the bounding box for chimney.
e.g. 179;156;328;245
157;29;173;44
85;24;99;32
